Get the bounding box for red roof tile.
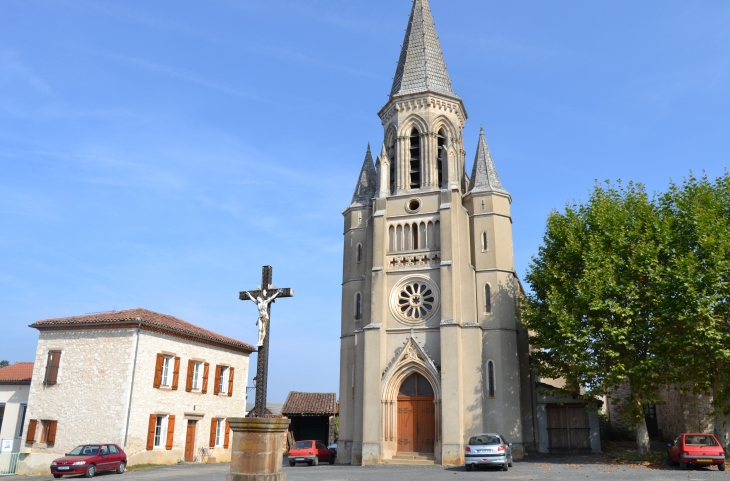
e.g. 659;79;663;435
31;308;255;353
282;392;338;416
0;362;34;384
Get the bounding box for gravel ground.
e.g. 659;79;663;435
20;455;729;481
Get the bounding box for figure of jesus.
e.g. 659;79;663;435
246;289;280;347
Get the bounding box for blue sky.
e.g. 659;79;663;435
1;0;728;402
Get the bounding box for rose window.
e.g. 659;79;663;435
390;276;440;324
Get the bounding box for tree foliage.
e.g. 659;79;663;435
522;173;730;452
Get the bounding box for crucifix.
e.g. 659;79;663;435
239;266;293;418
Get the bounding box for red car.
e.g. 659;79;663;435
288;440;336;466
51;444;127;478
668;433;726;471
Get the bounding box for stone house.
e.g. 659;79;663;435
281;392;338;446
0;362;33;454
17;309;253;475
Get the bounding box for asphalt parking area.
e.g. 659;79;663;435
20;455;729;481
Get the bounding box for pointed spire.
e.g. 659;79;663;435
350;144;378;207
390;0;456;99
468;126;510;197
376;142;390;198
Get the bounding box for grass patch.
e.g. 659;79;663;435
126;463;167;471
604;451;667;466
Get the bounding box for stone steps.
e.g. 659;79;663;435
382;453;436;465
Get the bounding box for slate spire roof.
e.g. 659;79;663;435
468;126;510;197
350;144;377;207
390;0;456;99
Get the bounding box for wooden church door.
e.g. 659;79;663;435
397;373;435;453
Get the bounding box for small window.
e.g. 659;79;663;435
109;445;119;454
160;356;173;386
487;361;495;397
0;404;4;433
481;231;488;252
485;284;492;313
17;405;27;438
215;419;224;447
154;416;166;448
356;243;363;263
44;350;61;386
218;366;229;394
355;293;362;321
192;361;202;390
358;213;362;225
437;129;447;188
39;420;57;444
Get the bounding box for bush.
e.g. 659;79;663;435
599;413;634;442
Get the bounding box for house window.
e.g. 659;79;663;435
0;404;4;432
39;420;58;445
219;367;229;394
44;350;61;386
409;128;421;189
161;356;173;386
215;419;224;447
17;405;27;438
355;293;362;321
481;231;488;252
487;361;496;397
485;284;492;313
154;415;166;448
356;243;363;263
192;361;202;390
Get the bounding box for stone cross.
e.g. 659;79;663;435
239;266;293;418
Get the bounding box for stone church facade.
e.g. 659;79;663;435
338;0;538;466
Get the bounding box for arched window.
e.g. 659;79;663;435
412;223;419;250
388;134;397;195
409;128;421;189
437;129;447;188
481;231;488;252
355;292;362;321
485;284;492;313
356;243;363;263
398;373;434;396
487;361;495;397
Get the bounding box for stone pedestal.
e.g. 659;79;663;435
228;417;291;481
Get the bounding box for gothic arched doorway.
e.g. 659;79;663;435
397;373;435;453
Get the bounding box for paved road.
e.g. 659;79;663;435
23;457;729;481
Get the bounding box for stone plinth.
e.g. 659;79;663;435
228;417;291;481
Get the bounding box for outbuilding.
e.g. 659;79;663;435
281;392;338;445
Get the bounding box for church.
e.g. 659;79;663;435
337;0;601;466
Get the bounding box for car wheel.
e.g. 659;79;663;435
465;464;472;472
53;476;62;479
679;460;688;470
312;456;319;466
508;455;513;467
502;462;509;472
719;463;726;472
667;453;677;466
289;460;295;467
116;461;126;474
85;465;96;478
329;455;335;465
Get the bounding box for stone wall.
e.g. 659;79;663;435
17;327;250;475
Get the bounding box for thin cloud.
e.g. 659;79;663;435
0;50;53;95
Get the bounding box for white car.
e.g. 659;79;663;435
464;433;513;471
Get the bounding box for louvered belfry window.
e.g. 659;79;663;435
44;350;61;386
409;128;421;189
437;129;447;188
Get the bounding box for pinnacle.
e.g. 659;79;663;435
350;144;378;208
468;128;510;198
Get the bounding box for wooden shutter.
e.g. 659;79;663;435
185;360;194;392
26;419;37;444
166;415;176;450
223;420;230;448
153;354;164;388
44;351;61;386
146;414;157;450
171;357;181;390
46;420;58;445
209;418;217;447
227;367;235;397
201;363;210;394
213;365;222;395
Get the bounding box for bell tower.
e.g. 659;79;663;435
338;0;533;467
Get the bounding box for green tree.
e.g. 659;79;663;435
0;360;8;368
522;181;673;453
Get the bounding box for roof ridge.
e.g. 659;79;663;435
390;0;457;99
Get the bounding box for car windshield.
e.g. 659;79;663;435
469;435;502;446
685;435;718;446
293;441;312;449
68;445;101;456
